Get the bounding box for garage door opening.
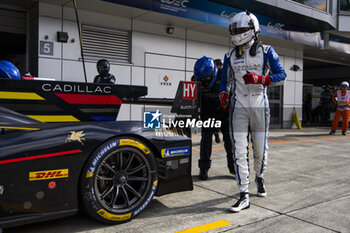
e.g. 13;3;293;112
303;59;350;86
0;8;27;77
302;59;350;126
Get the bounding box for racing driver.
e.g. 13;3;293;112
219;11;287;212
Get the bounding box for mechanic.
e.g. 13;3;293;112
303;89;312;125
219;11;287;212
93;59;116;84
320;86;332;126
329;81;350;135
192;56;235;180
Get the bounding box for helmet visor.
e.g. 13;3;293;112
97;66;108;75
341;82;349;87
229;24;251;35
195;69;215;87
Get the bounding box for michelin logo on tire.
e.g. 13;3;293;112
86;140;119;178
132;180;158;217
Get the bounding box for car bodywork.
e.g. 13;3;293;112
0;79;147;123
0;79;193;228
0;108;192;228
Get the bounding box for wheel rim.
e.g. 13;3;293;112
94;147;152;213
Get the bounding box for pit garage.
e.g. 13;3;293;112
302;45;350;125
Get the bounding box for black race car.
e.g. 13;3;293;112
0;80;193;229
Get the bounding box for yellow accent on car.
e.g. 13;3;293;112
0;126;40;131
0;91;44;100
29;169;69;181
86;171;93;178
97;209;131;221
119;139;150;154
27;115;80;122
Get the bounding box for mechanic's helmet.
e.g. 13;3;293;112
341;81;349;88
194;56;218;89
96;59;110;76
229;11;260;46
0;60;21;79
214;59;223;69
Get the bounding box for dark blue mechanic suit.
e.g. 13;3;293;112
193;56;235;180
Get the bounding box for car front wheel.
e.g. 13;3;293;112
81;137;158;223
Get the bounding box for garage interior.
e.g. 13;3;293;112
0;8;27;75
303;59;350;86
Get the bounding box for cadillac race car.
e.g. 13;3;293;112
0;79;193;228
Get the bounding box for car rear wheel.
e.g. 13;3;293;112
81;137;158;223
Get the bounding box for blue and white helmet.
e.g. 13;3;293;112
229;11;260;46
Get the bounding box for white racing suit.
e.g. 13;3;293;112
219;44;286;190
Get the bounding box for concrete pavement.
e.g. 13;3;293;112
7;127;350;233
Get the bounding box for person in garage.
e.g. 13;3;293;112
320;86;332;126
303;89;312;125
329;81;350;135
219;11;287;212
93;59;116;84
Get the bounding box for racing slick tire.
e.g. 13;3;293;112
81;137;158;224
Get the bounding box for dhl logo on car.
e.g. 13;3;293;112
29;169;69;181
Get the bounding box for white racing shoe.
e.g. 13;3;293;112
229;192;250;213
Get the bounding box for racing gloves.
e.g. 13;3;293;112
243;71;271;86
219;91;230;112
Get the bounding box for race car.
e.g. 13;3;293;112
0;80;193;228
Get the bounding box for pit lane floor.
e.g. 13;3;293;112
6;127;350;233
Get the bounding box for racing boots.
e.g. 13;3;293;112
199;169;208;180
329;131;335;135
256;176;267;197
228;166;236;177
229;192;250;213
342;131;346;136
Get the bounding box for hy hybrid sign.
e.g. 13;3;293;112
182;81;197;99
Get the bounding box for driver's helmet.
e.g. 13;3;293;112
0;61;21;79
193;56;217;89
96;59;110;76
229;11;260;46
340;81;349;88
